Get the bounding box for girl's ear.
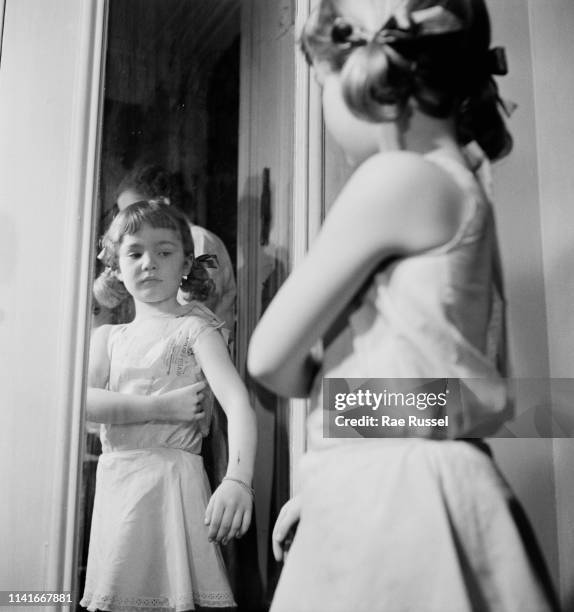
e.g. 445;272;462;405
182;255;193;277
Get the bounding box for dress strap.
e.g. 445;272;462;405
463;141;493;199
425;141;493;200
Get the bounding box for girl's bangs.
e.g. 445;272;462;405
102;201;194;268
118;205;180;238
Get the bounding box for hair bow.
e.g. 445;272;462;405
375;5;464;44
331;5;464;50
331;6;510;79
331;4;515;118
482;47;516;117
194;254;219;269
487;47;507;76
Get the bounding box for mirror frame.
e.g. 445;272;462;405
52;0;108;598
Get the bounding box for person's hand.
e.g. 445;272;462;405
272;495;301;562
155;381;207;423
204;478;253;545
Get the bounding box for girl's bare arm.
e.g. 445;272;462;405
195;330;257;543
197;331;257;483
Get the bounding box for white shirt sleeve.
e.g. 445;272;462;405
188;224;236;336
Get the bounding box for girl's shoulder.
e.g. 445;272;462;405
88;324;119;386
91;321;130;355
178;300;221;323
90;322;116;346
177;301;227;345
351;150;463;202
333;151;468;256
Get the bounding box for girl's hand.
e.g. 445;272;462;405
272;495;301;562
156;381;207;423
204;478;253;545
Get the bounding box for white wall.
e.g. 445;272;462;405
0;0;104;600
528;2;574;606
487;1;574;607
485;0;558;591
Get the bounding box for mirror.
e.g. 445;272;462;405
77;1;275;610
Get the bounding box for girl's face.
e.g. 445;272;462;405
318;67;399;164
116;224;192;311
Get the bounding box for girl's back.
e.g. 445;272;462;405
308;145;511;445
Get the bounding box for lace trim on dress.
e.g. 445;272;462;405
80;589;236;611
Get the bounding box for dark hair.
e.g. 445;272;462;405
115;164;174;203
301;0;512;160
96;200;213;305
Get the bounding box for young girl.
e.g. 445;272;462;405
94;163;237;337
81;201;256;612
248;0;559;610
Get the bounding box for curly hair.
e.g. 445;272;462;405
301;0;512;160
95;200;214;306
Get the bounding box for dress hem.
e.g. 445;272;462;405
80;591;236;611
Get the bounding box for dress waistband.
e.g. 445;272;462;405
457;438;492;458
100;446;202;458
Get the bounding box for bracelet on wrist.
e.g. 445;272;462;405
223;476;255;498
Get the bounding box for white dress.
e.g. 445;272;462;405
270;148;558;612
80;302;235;612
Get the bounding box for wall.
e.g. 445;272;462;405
485;0;559;594
528;2;574;606
486;2;574;607
0;0;104;600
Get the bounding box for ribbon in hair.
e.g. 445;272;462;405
373;5;464;45
331;6;509;80
331;6;464;51
497;96;517;118
482;47;516;118
487;47;507;76
186;254;218;299
194;254;219;270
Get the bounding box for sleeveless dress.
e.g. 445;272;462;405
80;302;235;612
270;147;558;612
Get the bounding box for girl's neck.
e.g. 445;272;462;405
390;107;464;163
133;298;186;320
